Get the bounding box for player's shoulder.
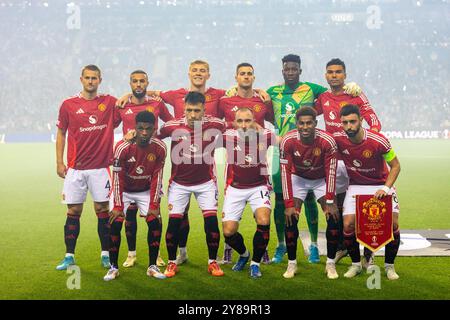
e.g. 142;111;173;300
114;140;132;156
223;128;237;136
332;131;348;141
219;94;235;103
267;83;284;93
280;129;298;144
61;94;82;105
150;137;167;152
316;128;337;145
146;95;164;104
204;115;225;126
163;118;185;127
207;87;225;95
366;129;390;146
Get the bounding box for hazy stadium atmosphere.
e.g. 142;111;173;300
0;0;449;303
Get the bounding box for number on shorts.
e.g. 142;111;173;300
105;180;111;191
260;191;270;199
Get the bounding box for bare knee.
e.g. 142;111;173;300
67;204;83;216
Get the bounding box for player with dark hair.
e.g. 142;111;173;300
104;111;167;281
217;62;274;264
157;91;226;278
333;104;401;280
280;107;339;279
315;58;382;267
55;65;118;270
114;70;173;268
267;54;361;264
221;108;275;278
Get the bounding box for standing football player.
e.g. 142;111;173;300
55;65;117;270
315;58;382;267
114;70;173;268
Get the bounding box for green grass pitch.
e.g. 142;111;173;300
0;140;449;300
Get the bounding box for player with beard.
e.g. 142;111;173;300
315;58;382;267
157;92;226;278
333;104;401;280
221;108;275;278
116;60;270;266
105;111;167;281
114;70;173;268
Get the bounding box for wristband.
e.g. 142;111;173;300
381;185;390;194
326;199;334;204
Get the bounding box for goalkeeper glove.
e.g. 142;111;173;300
343;82;362;97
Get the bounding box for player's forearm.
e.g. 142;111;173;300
385;160;401;189
280;163;294;207
56;129;66;165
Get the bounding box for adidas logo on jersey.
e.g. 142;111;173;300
342;149;350;155
294;151;301;157
125;109;133;115
232;106;239;112
76;108;85;114
127;157;136;163
234;145;242;151
324;101;330;106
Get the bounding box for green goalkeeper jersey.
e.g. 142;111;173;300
267;82;327;137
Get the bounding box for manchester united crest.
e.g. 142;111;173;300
339;101;349;108
98;103;106;112
147;153;156;161
146;106;154;113
362;149;373;159
313;147;321;157
253;104;261;112
204;94;212;102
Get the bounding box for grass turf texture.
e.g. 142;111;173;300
0;140;449;300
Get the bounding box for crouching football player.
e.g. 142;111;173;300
104;111;167;281
280;107;340;279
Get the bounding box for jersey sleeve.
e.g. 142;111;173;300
264;100;275;124
158;101;175;122
307;82;328;99
149;142;167;210
156;122;172;139
357;93;382;131
160;90;177;107
56;102;69;132
280;138;295;208
314;96;324;115
323;137;338;202
112;141;127;211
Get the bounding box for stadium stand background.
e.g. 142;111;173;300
0;0;448;134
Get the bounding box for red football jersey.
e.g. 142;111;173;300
217;94;274;128
160;87;226;118
222;128;275;189
157;116;226;186
315;91;381;134
280;128;338;207
112;138;167;211
333;129;391;185
115;96;173;134
57;93;118;170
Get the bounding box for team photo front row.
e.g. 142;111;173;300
55;60;400;283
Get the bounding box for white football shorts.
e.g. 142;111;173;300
291;174;326;202
167;180;218;216
62;168;111;204
336;160;349;194
109;189;153;217
222;185;272;222
343;185;400;216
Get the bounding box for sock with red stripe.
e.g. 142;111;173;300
326;218;340;260
344;231;361;263
252;224;270;263
109;218;124;269
178;211;190;249
147;215;162;266
203;213;220;260
97;211;110;252
385;229;401;264
285;217;299;261
224;232;246;255
125;205;138;252
166;216;182;261
64;213;80;254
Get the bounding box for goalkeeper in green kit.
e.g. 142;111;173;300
267;54;361;264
